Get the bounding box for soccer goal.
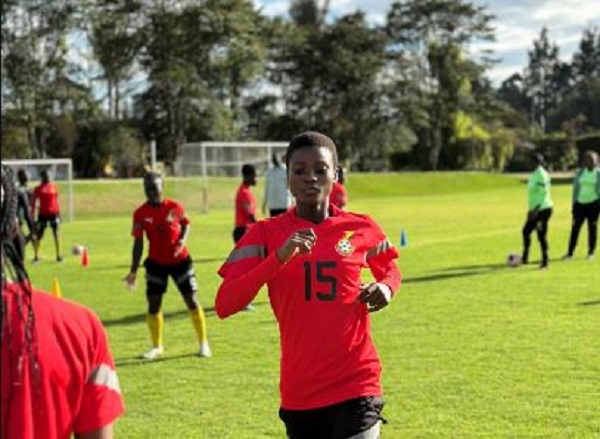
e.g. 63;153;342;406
180;141;288;212
2;158;74;221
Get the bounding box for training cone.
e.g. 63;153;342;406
400;230;408;248
81;247;89;267
51;276;62;299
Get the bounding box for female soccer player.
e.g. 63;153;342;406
233;163;258;243
564;150;600;260
216;131;401;438
30;169;62;262
1;165;124;438
329;166;348;209
125;172;211;359
14;168;37;263
521;153;553;269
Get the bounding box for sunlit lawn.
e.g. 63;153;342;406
28;173;599;438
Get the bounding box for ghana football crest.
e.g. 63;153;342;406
335;231;355;256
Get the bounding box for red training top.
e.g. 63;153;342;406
132;198;190;265
217;206;401;410
329;182;348;209
235;183;257;228
31;182;60;216
1;283;124;439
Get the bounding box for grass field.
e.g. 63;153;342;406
26;173;599;438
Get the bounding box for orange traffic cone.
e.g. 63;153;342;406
81;247;89;267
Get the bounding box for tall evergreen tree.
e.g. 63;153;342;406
385;0;495;169
523;27;561;132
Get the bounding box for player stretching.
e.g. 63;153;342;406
31;170;62;262
216;131;401;438
125;172;211;360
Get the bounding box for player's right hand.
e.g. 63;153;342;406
124;272;137;292
276;229;317;263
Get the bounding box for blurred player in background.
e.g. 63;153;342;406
2;165;124;439
233;164;259;311
216;131;401;439
263;152;292;217
521;153;553;269
329;166;347;209
31;169;62;262
14;169;37;263
125;172;211;360
234;164;258;242
564;150;600;260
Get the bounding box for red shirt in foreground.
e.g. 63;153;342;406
217;206;401;410
132;198;190;266
235;183;257;227
1;283;124;439
329;182;347;209
31;182;60;216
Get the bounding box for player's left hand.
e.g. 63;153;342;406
174;239;185;257
356;283;392;313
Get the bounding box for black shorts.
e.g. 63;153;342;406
37;213;60;230
270;208;287;217
144;256;198;296
279;396;384;439
233;226;247;243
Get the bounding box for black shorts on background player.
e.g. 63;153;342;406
143;256;198;296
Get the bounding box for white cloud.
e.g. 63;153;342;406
255;0;598;85
531;0;600;24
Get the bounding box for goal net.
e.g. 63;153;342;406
179;141;289;212
2;158;74;221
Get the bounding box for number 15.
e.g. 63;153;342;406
303;261;337;301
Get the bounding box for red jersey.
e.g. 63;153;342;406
1;283;124;439
217;206;401;410
132;199;190;265
31;182;60;216
329;182;347;208
235;183;257;227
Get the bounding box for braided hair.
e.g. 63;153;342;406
1;165;39;416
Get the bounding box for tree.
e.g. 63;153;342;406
385;0;495;169
571;27;600;86
268;8;391;168
88;0;142;119
1;0;93;157
522;27;561;132
135;1;266;165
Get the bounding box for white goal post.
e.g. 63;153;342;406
180;141;289;213
2;158;74;221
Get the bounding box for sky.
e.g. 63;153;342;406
253;0;600;85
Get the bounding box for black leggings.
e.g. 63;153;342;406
567;200;600;256
522;208;553;265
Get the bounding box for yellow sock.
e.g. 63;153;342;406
146;312;163;347
189;307;208;343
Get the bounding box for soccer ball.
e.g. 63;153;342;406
506;253;522;267
71;244;85;256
